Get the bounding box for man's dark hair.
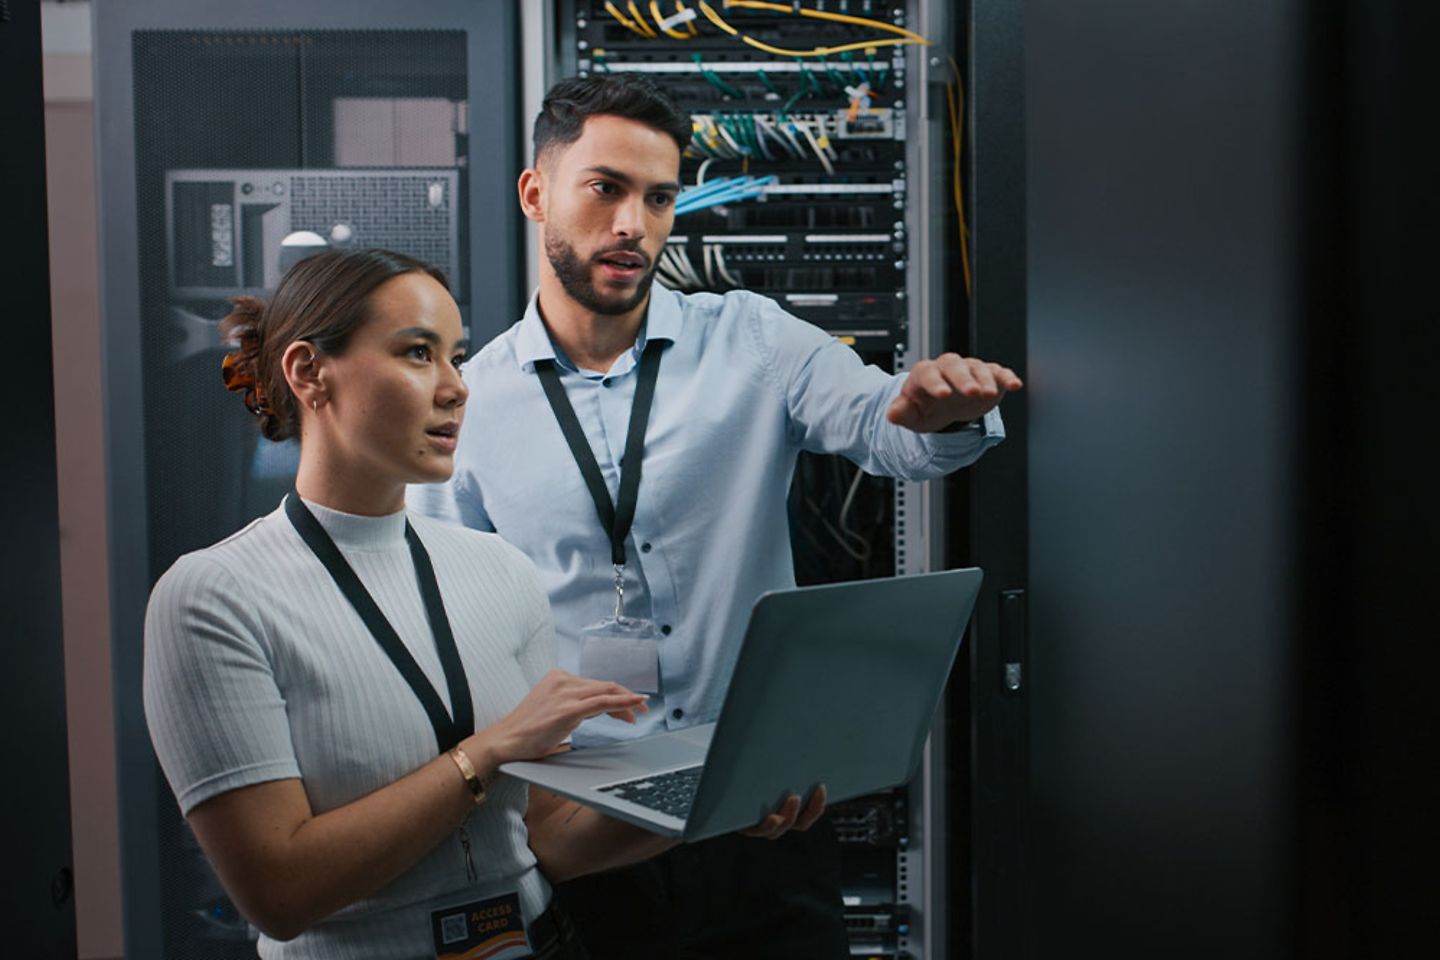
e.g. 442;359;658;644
533;74;691;164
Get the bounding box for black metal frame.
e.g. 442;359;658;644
2;0;77;954
946;2;1028;959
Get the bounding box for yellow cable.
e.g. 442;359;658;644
651;0;691;39
697;2;915;57
700;1;739;36
628;1;659;36
943;56;972;298
946;56;970;242
723;0;930;46
604;1;649;37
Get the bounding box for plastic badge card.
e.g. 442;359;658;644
431;891;529;960
577;615;660;694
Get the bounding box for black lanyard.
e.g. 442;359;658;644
284;492;473;753
534;339;666;567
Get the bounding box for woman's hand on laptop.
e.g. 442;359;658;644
740;784;828;840
478;669;649;764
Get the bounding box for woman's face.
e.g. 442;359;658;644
315;271;469;489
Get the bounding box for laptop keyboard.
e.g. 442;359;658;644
597;765;703;819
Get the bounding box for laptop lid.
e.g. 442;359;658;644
681;567;982;841
498;568;982;841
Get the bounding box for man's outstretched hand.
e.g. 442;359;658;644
886;352;1023;433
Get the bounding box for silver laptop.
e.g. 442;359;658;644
500;568;982;842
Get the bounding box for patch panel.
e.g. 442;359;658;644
831;792;908;846
844;905;912;957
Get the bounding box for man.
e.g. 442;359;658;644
411;74;1022;959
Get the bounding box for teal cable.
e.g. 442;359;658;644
693;53;744;99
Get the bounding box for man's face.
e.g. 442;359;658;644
534;114;682;316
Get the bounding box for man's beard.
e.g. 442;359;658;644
545;234;657;316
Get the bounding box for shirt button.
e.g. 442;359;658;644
602;379;613;388
672;708;684;720
661;624;672;636
641;542;652;553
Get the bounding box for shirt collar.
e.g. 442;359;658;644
515;283;683;374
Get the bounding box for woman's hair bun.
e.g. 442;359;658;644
220;296;288;440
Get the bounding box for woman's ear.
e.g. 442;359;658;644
518;167;546;224
281;340;325;415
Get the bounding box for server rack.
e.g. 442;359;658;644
544;3;979;956
94;3;523;957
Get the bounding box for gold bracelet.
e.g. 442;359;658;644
448;746;489;806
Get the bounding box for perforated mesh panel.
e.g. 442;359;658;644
290;172;457;283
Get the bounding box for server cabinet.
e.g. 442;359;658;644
543;2;1026;956
93;3;523;956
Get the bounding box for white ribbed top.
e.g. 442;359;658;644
143;498;554;959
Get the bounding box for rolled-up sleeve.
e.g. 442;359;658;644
750;292;1004;479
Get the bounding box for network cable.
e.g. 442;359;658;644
673;174;776;216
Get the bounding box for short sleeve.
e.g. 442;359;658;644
498;542;557;688
143;554;301;815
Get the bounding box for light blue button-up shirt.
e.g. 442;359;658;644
409;284;1003;743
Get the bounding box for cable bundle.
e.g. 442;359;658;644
688;112;854;172
673;174;776;216
657;243;744;291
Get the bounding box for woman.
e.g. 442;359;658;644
143;249;815;959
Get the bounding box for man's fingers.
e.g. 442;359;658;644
794;784;828;832
939;354;1000;398
936;354;982;397
907;361;954;400
764;795;801;838
976;360;1024;393
966;358;1000;396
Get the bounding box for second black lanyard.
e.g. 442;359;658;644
535;339;665;616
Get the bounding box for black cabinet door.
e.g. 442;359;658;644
1;1;78;957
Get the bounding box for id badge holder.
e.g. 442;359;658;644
431;891;530;960
577;564;660;694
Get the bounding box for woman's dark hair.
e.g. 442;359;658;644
533;73;691;164
219;248;449;442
